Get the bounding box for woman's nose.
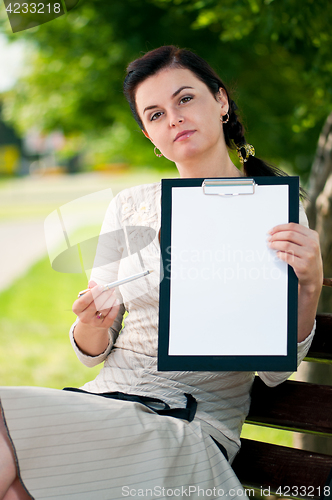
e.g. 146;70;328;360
170;112;184;127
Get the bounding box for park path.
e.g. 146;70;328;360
0;218;48;292
0;171;162;293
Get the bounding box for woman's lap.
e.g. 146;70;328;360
0;386;247;500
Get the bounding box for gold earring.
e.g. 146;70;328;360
154;146;163;157
221;113;229;124
236;143;255;164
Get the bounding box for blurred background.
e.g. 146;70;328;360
0;0;332;456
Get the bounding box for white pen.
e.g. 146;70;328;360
78;269;154;297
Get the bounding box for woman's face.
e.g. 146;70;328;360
135;67;228;165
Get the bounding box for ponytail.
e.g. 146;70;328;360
223;98;306;198
224;99;291;178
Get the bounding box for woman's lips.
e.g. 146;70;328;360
174;130;196;142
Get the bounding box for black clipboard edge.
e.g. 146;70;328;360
158;356;298;372
158;176;299;372
287;176;299;373
158;178;173;370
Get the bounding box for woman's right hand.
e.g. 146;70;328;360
71;281;121;356
72;280;120;329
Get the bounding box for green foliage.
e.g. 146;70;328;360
179;0;332;180
1;0;332;178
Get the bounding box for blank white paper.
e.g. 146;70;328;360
168;184;289;356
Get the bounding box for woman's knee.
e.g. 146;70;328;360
3;478;32;500
0;410;17;497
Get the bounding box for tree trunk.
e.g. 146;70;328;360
294;111;332;454
305;112;332;230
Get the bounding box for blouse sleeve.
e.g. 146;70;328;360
257;201;316;387
69;192;126;367
257;320;316;387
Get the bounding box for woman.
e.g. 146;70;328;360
0;46;323;500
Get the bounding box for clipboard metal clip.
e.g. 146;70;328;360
202;178;256;196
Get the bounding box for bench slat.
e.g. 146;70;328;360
306;313;332;363
233;438;332;500
246;377;332;435
236;313;332;496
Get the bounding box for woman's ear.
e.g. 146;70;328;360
217;88;228;107
217;89;229;119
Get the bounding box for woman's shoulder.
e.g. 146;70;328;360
114;181;161;204
110;182;161;224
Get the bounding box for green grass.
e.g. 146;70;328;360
0;255;101;388
241;422;293;447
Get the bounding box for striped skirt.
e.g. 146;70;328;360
0;386;247;500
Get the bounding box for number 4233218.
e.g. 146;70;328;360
5;3;62;14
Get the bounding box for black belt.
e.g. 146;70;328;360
63;388;197;422
62;387;228;460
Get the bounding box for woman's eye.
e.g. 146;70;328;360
151;111;163;121
180;95;193;104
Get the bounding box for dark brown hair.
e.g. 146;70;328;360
123;45;290;179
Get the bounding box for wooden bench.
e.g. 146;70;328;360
232;313;332;500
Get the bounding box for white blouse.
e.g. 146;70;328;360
70;182;315;450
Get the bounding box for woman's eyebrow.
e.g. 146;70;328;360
172;85;194;98
143;86;194;114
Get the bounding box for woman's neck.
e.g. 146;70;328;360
176;152;243;179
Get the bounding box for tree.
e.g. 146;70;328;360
1;0;331;173
293;112;332;455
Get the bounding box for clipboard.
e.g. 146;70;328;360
158;176;299;372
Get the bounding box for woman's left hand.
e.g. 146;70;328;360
267;222;323;342
267;223;323;290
